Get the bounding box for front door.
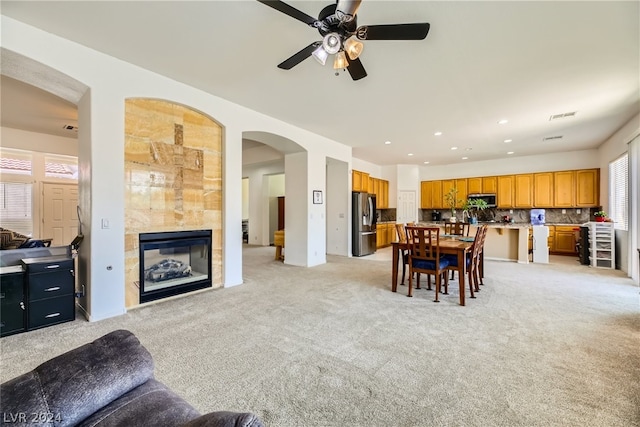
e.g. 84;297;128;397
42;183;78;246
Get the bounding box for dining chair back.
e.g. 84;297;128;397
444;222;471;236
395;223;410;285
405;226;450;301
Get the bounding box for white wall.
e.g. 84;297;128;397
243;160;284;245
1;127;78;155
326;157;349;256
242;178;249;220
2;16;352;321
597;113;640;276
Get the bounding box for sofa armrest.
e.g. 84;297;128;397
1;330;154;427
180;411;265;427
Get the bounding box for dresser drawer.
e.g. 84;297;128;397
28;296;75;329
29;270;74;301
23;258;73;274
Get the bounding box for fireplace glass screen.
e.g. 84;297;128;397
139;230;212;303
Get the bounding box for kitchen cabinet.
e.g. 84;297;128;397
514;174;534;208
467;177;482;194
497;175;514;208
576;169;599;207
421;180;444;209
533;172;554;207
455;179;468;208
379;179;389;208
483;177;497;194
352;170;370;192
553;171;574;207
376;223;395;248
553;226;578;255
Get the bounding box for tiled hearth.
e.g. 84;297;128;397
124;99;222;308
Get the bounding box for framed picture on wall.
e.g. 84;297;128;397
313;190;323;204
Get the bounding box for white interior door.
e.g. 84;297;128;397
42;182;78;246
396;191;417;224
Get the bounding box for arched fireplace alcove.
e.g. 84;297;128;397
124;99;222;308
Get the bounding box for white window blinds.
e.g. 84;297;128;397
609;153;628;231
0;182;33;236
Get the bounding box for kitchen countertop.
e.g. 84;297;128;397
417;222;584;229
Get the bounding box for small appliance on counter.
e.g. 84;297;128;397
431;211;441;222
530;209;546;225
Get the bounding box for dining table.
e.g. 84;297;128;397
391;236;474;306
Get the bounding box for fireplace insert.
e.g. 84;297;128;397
138;230;212;303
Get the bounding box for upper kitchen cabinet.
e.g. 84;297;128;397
553;171;574;207
575;169;599;207
420;180;442;209
455;179;468;208
352;170;370;192
514;174;534;208
483;176;497;194
378;179;389;208
467;177;482;194
497;175;515;208
533;172;554;207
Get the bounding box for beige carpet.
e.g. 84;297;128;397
1;246;639;427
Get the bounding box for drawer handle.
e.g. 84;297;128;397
45;313;61;318
46;264;60;269
44;287;61;292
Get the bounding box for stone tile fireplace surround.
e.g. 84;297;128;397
124;99;222;308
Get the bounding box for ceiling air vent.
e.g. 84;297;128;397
542;135;563;141
549;111;576;121
62;124;78;132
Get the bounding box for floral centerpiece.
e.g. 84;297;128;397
444;187;463;222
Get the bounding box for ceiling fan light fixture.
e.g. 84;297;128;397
312;45;328;65
322;32;342;55
333;51;348;69
344;37;364;60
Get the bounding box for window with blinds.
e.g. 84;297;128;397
0;182;33;236
609;153;628;231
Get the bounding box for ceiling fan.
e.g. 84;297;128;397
257;0;430;80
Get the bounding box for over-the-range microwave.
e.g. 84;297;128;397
467;193;497;207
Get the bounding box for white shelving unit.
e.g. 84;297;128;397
588;221;615;269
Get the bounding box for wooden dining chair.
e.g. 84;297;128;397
405;226;450;301
473;224;488;290
442;224;488;299
444;222;471;236
395;223;410;285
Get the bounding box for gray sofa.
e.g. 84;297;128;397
0;329;264;427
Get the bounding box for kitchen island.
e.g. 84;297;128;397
418;222;531;263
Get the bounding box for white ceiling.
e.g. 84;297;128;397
1;1;638;166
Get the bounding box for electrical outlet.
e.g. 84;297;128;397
562;209;566;214
576;209;581;214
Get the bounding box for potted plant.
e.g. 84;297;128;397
594;210;607;222
444;187;463;222
463;198;489;224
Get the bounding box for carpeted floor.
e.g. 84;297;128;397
1;246;639;426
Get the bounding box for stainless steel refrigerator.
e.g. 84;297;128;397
352;192;377;256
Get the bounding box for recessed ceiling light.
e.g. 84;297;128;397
408;153;414;156
384;140;391;145
504;139;512;143
434;131;442;136
450;146;458;150
498;119;509;125
423;161;430;164
507;151;514;155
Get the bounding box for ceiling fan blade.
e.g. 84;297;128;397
256;0;317;26
356;23;431;40
346;55;367;81
277;42;321;70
